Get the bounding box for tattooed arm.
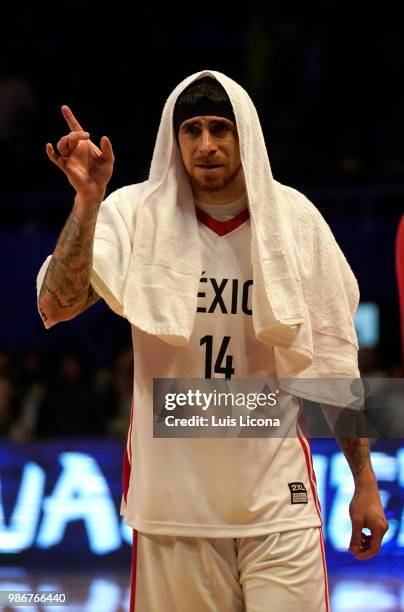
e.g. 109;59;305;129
38;105;114;325
336;435;388;560
38;197;101;325
337;436;374;482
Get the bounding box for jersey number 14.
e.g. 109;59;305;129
200;335;235;379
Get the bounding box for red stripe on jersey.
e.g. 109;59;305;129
129;529;138;611
319;527;330;612
195;206;250;236
296;398;311;441
296;400;323;520
301;421;318;484
122;448;131;504
297;427;323;519
128;398;134;464
122;399;134;504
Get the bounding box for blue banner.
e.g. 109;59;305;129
0;438;402;570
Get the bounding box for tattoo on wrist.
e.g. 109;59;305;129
338;437;372;481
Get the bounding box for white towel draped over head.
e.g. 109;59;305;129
38;69;361;405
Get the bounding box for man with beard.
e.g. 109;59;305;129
37;72;388;611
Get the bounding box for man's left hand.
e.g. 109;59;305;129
348;473;389;560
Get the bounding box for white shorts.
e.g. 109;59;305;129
129;526;330;611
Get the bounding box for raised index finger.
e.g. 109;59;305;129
61;105;84;132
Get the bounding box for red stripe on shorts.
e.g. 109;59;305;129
297;399;329;610
130;529;138;611
319;527;330;611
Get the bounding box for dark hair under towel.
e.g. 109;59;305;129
173;76;235;137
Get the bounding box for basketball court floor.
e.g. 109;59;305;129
0;566;402;611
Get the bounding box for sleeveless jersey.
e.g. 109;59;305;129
120;200;323;537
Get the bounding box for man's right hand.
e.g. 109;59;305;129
46;105;114;205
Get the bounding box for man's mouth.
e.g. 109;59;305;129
196;164;223;169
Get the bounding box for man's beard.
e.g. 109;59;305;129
189;164;242;193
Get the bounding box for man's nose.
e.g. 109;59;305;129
199;129;217;154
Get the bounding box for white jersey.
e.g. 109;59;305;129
121;198;323;537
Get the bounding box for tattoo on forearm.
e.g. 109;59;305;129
337;437;372;481
39;204;99;312
82;284;100;311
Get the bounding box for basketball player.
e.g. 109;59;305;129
36;72;388;611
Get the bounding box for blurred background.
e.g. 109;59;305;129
0;3;403;611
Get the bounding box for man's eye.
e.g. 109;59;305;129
212;124;230;135
184;125;200;135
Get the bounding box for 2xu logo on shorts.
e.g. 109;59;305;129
288;482;308;504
